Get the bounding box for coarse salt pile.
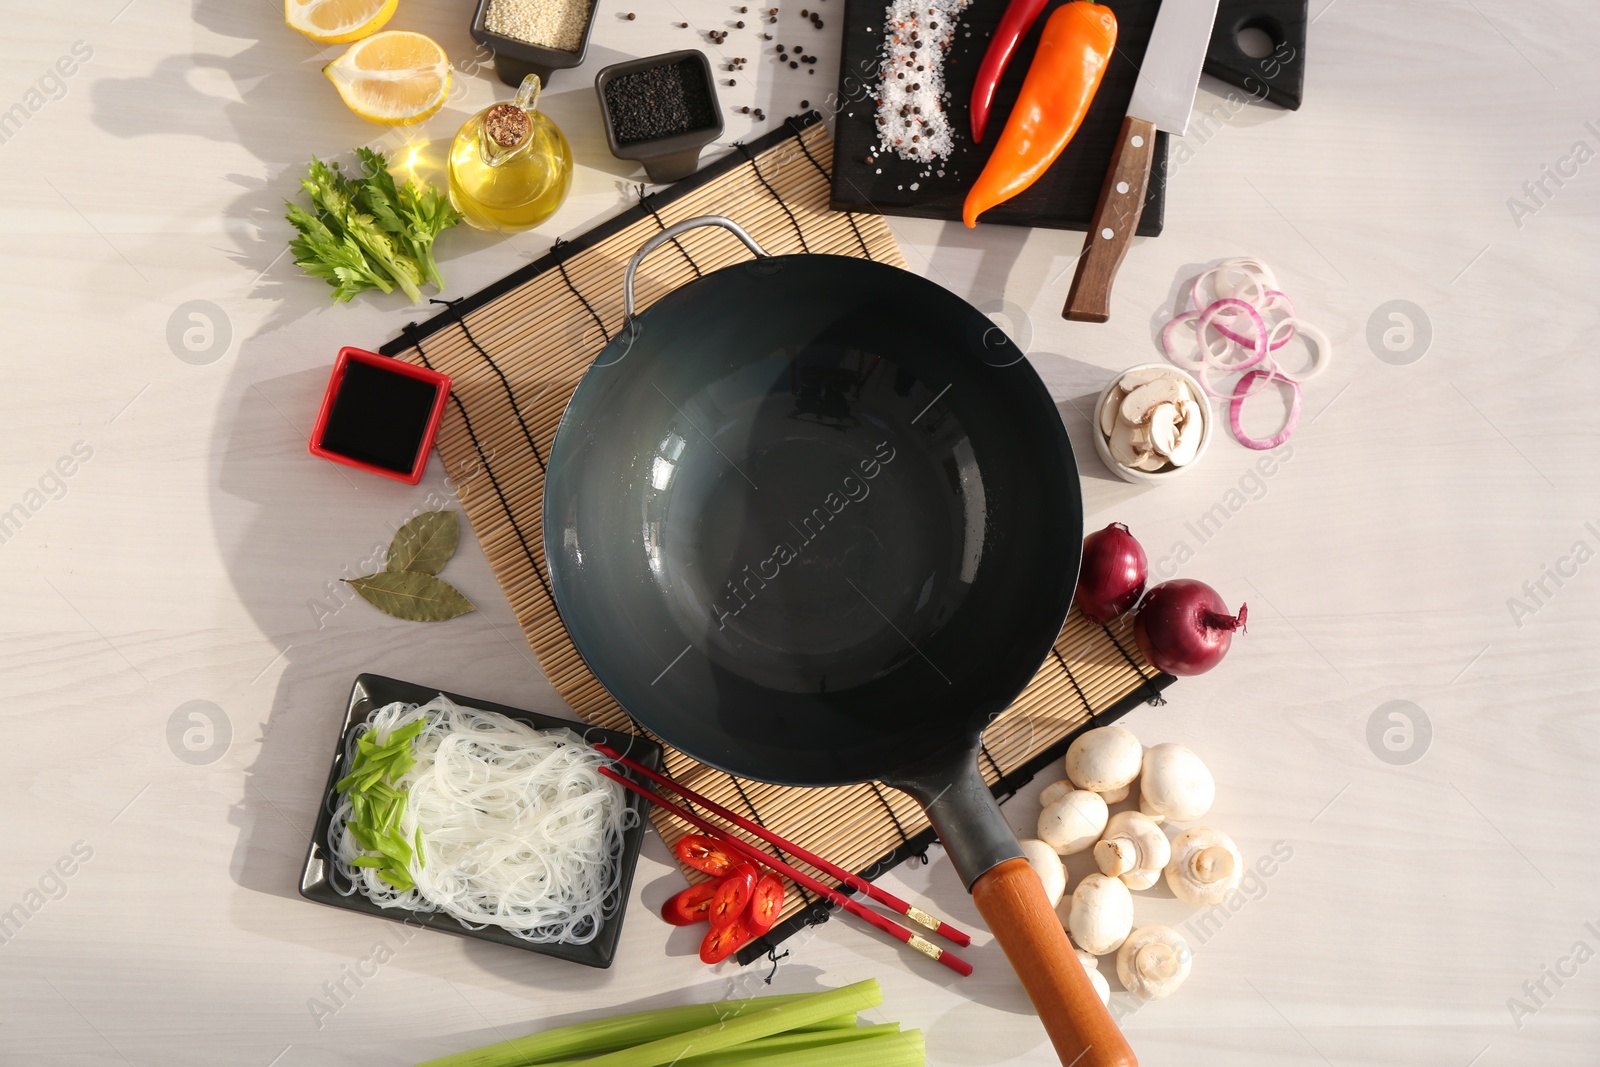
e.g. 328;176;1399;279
485;0;593;53
874;0;971;164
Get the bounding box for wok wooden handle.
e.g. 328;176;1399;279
971;858;1136;1067
1062;115;1157;324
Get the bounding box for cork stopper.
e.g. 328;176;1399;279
484;103;531;148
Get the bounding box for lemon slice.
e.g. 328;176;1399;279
323;31;450;126
286;0;398;44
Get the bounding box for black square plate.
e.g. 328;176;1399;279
298;674;661;969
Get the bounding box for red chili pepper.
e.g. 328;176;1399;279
970;0;1050;143
708;862;758;929
963;3;1118;228
699;916;754;964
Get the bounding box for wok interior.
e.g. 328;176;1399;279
545;256;1081;786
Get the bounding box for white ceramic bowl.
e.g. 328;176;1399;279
1092;362;1213;484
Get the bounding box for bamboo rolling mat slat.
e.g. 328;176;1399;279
380;114;1174;961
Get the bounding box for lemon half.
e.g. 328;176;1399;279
323;30;450;126
286;0;398;44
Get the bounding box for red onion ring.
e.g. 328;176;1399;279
1196;298;1266;371
1261;316;1330;383
1229;370;1302;449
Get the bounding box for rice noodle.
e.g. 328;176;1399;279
327;695;633;945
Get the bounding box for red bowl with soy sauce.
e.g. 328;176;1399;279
309;347;451;485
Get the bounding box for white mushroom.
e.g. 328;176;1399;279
1165;826;1243;906
1116;925;1192;1000
1098;387;1123;437
1148;402;1180;456
1167;399;1204;466
1018;838;1067;908
1076;948;1110;1005
1037;790;1108;856
1093;811;1171;890
1119;377;1184;424
1039;778;1074;810
1138;742;1214;824
1066;873;1134;955
1065;726;1143;803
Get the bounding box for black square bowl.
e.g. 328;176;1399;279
298;674;661;968
471;0;602;88
596;50;724;183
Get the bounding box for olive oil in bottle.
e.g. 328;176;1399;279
447;74;573;232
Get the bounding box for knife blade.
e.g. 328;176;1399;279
1062;0;1222;323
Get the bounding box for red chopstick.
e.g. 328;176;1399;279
594;743;971;948
598;765;973;977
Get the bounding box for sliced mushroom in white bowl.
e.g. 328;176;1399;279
1092;363;1213;484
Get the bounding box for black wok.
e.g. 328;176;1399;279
544;217;1134;1067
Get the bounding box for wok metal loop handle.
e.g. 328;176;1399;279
622;215;769;321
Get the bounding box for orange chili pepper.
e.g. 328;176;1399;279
962;2;1117;228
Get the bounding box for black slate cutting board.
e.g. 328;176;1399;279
830;0;1171;235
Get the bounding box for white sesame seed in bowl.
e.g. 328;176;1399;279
485;0;594;53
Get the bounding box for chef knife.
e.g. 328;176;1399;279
1063;0;1222;322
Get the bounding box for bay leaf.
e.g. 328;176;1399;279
345;570;475;622
386;510;459;575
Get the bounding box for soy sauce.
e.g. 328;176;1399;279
318;360;439;474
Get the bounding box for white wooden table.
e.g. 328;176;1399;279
3;1;1597;1064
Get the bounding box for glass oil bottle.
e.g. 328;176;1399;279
447;74;573;232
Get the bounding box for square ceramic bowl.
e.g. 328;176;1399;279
471;0;601;88
595;50;724;183
308;347;451;486
1092;363;1213;484
298;674;661;968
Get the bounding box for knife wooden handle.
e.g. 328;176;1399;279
1063;116;1158;323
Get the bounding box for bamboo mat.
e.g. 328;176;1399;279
380;114;1173;961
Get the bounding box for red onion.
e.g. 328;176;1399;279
1075;523;1148;625
1133;579;1247;676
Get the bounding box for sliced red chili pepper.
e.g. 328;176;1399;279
745;874;785;936
674;835;737;877
699;915;754;965
708;862;758;929
660;880;719;926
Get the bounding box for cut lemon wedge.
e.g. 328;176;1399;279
286;0;398;44
323;31;450;126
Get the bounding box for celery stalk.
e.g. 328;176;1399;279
417;992;828;1067
791;1013;864;1032
530;981;883;1067
672;1023;902;1067
681;1031;924;1067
